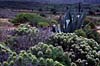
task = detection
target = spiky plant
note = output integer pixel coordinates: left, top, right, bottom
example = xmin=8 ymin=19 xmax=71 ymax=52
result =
xmin=48 ymin=33 xmax=100 ymax=66
xmin=1 ymin=50 xmax=64 ymax=66
xmin=5 ymin=24 xmax=52 ymax=53
xmin=28 ymin=42 xmax=71 ymax=66
xmin=0 ymin=43 xmax=13 ymax=63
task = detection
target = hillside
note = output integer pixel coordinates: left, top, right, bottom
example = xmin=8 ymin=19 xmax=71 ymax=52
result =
xmin=0 ymin=0 xmax=100 ymax=4
xmin=0 ymin=1 xmax=43 ymax=9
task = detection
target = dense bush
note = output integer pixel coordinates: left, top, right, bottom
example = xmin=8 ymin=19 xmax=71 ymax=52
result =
xmin=84 ymin=18 xmax=96 ymax=29
xmin=0 ymin=43 xmax=12 ymax=63
xmin=75 ymin=19 xmax=100 ymax=44
xmin=75 ymin=24 xmax=100 ymax=44
xmin=0 ymin=43 xmax=71 ymax=66
xmin=48 ymin=33 xmax=100 ymax=66
xmin=11 ymin=13 xmax=50 ymax=27
xmin=74 ymin=29 xmax=87 ymax=38
xmin=5 ymin=24 xmax=38 ymax=52
xmin=37 ymin=22 xmax=49 ymax=27
xmin=28 ymin=42 xmax=71 ymax=66
xmin=83 ymin=25 xmax=100 ymax=44
xmin=13 ymin=24 xmax=38 ymax=36
xmin=1 ymin=50 xmax=64 ymax=66
xmin=5 ymin=24 xmax=52 ymax=52
xmin=1 ymin=30 xmax=100 ymax=66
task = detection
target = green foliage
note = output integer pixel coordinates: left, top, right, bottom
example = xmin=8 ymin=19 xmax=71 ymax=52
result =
xmin=74 ymin=29 xmax=87 ymax=38
xmin=84 ymin=18 xmax=96 ymax=29
xmin=11 ymin=13 xmax=50 ymax=27
xmin=71 ymin=62 xmax=77 ymax=66
xmin=5 ymin=24 xmax=53 ymax=53
xmin=48 ymin=33 xmax=100 ymax=66
xmin=14 ymin=24 xmax=38 ymax=36
xmin=2 ymin=50 xmax=64 ymax=66
xmin=0 ymin=43 xmax=13 ymax=63
xmin=28 ymin=42 xmax=71 ymax=66
xmin=51 ymin=19 xmax=58 ymax=25
xmin=83 ymin=24 xmax=100 ymax=43
xmin=37 ymin=22 xmax=49 ymax=27
xmin=75 ymin=20 xmax=100 ymax=44
xmin=1 ymin=31 xmax=100 ymax=66
xmin=5 ymin=24 xmax=39 ymax=53
xmin=3 ymin=62 xmax=8 ymax=66
xmin=85 ymin=30 xmax=100 ymax=43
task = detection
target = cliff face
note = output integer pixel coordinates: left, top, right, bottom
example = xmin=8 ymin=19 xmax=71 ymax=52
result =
xmin=0 ymin=0 xmax=100 ymax=4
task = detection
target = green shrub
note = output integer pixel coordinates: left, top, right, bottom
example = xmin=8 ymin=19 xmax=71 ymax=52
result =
xmin=84 ymin=18 xmax=96 ymax=29
xmin=28 ymin=42 xmax=71 ymax=66
xmin=75 ymin=20 xmax=100 ymax=44
xmin=83 ymin=25 xmax=100 ymax=43
xmin=48 ymin=33 xmax=100 ymax=66
xmin=4 ymin=24 xmax=39 ymax=52
xmin=1 ymin=50 xmax=64 ymax=66
xmin=51 ymin=19 xmax=58 ymax=25
xmin=37 ymin=22 xmax=49 ymax=27
xmin=0 ymin=43 xmax=13 ymax=63
xmin=14 ymin=24 xmax=38 ymax=36
xmin=11 ymin=13 xmax=50 ymax=26
xmin=74 ymin=29 xmax=87 ymax=38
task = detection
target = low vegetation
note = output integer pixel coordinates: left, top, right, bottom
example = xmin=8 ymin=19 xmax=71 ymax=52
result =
xmin=0 ymin=13 xmax=100 ymax=66
xmin=48 ymin=33 xmax=100 ymax=66
xmin=11 ymin=13 xmax=57 ymax=27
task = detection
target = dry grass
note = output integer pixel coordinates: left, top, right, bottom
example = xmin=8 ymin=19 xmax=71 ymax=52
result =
xmin=86 ymin=16 xmax=100 ymax=21
xmin=0 ymin=18 xmax=13 ymax=27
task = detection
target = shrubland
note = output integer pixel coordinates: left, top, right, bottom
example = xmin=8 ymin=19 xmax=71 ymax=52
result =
xmin=0 ymin=43 xmax=70 ymax=66
xmin=75 ymin=19 xmax=100 ymax=44
xmin=0 ymin=32 xmax=100 ymax=66
xmin=48 ymin=33 xmax=100 ymax=66
xmin=11 ymin=13 xmax=57 ymax=27
xmin=5 ymin=24 xmax=52 ymax=53
xmin=0 ymin=13 xmax=100 ymax=66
